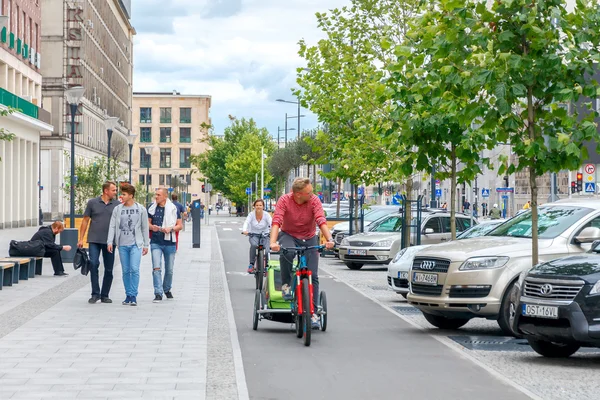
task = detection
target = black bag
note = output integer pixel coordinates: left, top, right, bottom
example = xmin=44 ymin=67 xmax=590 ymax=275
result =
xmin=9 ymin=240 xmax=45 ymax=257
xmin=73 ymin=248 xmax=90 ymax=276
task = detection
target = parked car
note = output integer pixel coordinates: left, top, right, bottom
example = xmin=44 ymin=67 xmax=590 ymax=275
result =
xmin=388 ymin=220 xmax=505 ymax=297
xmin=338 ymin=210 xmax=477 ymax=270
xmin=407 ymin=199 xmax=600 ymax=336
xmin=511 ymin=239 xmax=600 ymax=357
xmin=331 ymin=206 xmax=401 ymax=252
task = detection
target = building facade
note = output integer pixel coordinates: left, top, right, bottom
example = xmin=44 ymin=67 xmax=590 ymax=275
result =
xmin=0 ymin=0 xmax=54 ymax=229
xmin=132 ymin=91 xmax=212 ymax=203
xmin=40 ymin=0 xmax=135 ymax=219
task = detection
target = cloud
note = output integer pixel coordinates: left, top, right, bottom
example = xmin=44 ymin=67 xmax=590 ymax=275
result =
xmin=131 ymin=0 xmax=349 ymax=135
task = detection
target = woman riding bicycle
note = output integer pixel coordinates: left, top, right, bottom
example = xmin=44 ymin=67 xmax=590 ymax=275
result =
xmin=242 ymin=199 xmax=272 ymax=274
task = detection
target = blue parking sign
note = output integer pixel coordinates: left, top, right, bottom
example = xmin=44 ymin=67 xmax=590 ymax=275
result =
xmin=435 ymin=189 xmax=442 ymax=198
xmin=245 ymin=187 xmax=252 ymax=195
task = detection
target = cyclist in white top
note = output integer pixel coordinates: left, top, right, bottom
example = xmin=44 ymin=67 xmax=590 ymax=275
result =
xmin=242 ymin=199 xmax=272 ymax=273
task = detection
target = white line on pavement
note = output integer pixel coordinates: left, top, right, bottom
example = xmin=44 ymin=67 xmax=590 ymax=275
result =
xmin=320 ymin=264 xmax=543 ymax=400
xmin=223 ymin=228 xmax=233 ymax=231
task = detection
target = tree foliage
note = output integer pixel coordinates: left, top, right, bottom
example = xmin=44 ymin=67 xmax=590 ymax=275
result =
xmin=0 ymin=107 xmax=16 ymax=162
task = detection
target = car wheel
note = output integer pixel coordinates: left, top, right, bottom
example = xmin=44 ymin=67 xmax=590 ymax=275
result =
xmin=422 ymin=312 xmax=470 ymax=330
xmin=527 ymin=339 xmax=580 ymax=358
xmin=345 ymin=262 xmax=363 ymax=270
xmin=497 ymin=280 xmax=520 ymax=337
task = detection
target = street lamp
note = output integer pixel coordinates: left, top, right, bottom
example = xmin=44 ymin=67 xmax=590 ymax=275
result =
xmin=277 ymin=98 xmax=301 ymax=140
xmin=143 ymin=145 xmax=154 ymax=206
xmin=104 ymin=116 xmax=120 ymax=179
xmin=65 ymin=86 xmax=85 ymax=228
xmin=126 ymin=132 xmax=137 ymax=183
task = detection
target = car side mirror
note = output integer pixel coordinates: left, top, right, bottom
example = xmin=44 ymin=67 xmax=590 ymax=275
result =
xmin=423 ymin=228 xmax=434 ymax=235
xmin=575 ymin=227 xmax=600 ymax=244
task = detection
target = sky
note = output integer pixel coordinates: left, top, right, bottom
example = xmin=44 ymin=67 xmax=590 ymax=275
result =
xmin=130 ymin=0 xmax=350 ymax=140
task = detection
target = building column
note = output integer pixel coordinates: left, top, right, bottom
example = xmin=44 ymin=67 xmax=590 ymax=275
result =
xmin=18 ymin=138 xmax=25 ymax=226
xmin=3 ymin=139 xmax=13 ymax=227
xmin=7 ymin=67 xmax=15 ymax=93
xmin=33 ymin=141 xmax=39 ymax=226
xmin=15 ymin=72 xmax=22 ymax=96
xmin=0 ymin=62 xmax=7 ymax=89
xmin=0 ymin=141 xmax=4 ymax=229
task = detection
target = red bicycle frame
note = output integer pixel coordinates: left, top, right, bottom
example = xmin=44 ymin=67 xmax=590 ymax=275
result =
xmin=295 ymin=269 xmax=314 ymax=315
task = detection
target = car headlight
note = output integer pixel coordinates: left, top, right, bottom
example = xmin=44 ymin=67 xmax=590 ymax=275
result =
xmin=341 ymin=238 xmax=349 ymax=246
xmin=459 ymin=256 xmax=509 ymax=271
xmin=589 ymin=281 xmax=600 ymax=295
xmin=373 ymin=240 xmax=392 ymax=248
xmin=392 ymin=248 xmax=408 ymax=263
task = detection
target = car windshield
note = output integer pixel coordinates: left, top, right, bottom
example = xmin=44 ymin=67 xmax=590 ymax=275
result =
xmin=370 ymin=216 xmax=403 ymax=232
xmin=458 ymin=221 xmax=502 ymax=239
xmin=364 ymin=208 xmax=398 ymax=222
xmin=488 ymin=206 xmax=593 ymax=239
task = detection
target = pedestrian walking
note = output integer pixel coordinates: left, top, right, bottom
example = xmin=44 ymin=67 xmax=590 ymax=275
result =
xmin=482 ymin=202 xmax=487 ymax=217
xmin=78 ymin=181 xmax=119 ymax=304
xmin=30 ymin=221 xmax=71 ymax=276
xmin=107 ymin=183 xmax=149 ymax=306
xmin=148 ymin=188 xmax=182 ymax=303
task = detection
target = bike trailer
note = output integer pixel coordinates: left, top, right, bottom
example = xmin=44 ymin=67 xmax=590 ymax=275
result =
xmin=266 ymin=259 xmax=291 ymax=310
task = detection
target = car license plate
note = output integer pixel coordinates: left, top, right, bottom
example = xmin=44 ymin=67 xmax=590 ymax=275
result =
xmin=398 ymin=271 xmax=408 ymax=280
xmin=522 ymin=304 xmax=559 ymax=319
xmin=412 ymin=272 xmax=438 ymax=285
xmin=348 ymin=249 xmax=367 ymax=256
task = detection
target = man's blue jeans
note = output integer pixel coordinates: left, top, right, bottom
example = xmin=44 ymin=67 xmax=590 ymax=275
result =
xmin=151 ymin=243 xmax=176 ymax=296
xmin=89 ymin=243 xmax=115 ymax=298
xmin=118 ymin=245 xmax=141 ymax=297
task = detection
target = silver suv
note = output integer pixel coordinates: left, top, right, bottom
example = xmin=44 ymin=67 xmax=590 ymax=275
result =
xmin=407 ymin=199 xmax=600 ymax=336
xmin=338 ymin=211 xmax=477 ymax=270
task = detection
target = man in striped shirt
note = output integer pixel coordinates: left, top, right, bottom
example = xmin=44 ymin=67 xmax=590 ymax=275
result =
xmin=270 ymin=177 xmax=335 ymax=329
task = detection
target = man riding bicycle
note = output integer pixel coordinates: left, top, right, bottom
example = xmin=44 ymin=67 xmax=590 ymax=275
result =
xmin=242 ymin=198 xmax=272 ymax=273
xmin=270 ymin=177 xmax=335 ymax=329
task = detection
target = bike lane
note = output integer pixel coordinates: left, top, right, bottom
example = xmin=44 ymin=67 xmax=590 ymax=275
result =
xmin=217 ymin=224 xmax=532 ymax=400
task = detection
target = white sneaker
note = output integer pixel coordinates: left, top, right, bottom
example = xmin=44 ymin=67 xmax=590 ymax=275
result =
xmin=311 ymin=314 xmax=320 ymax=330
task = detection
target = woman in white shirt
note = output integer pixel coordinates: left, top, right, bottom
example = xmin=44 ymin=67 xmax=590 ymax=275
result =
xmin=242 ymin=199 xmax=272 ymax=274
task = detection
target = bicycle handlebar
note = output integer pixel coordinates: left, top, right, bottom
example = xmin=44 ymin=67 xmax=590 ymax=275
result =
xmin=241 ymin=232 xmax=270 ymax=237
xmin=280 ymin=245 xmax=325 ymax=253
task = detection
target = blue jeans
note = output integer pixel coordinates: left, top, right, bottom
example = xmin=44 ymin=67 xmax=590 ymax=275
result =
xmin=151 ymin=243 xmax=176 ymax=296
xmin=89 ymin=243 xmax=115 ymax=298
xmin=118 ymin=245 xmax=141 ymax=297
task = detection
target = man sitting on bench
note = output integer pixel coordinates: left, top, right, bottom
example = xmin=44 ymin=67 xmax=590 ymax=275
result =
xmin=31 ymin=221 xmax=71 ymax=276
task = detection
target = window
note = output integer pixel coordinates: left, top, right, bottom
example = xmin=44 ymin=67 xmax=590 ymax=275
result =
xmin=166 ymin=175 xmax=172 ymax=186
xmin=139 ymin=149 xmax=151 ymax=168
xmin=140 ymin=107 xmax=152 ymax=123
xmin=160 ymin=148 xmax=171 ymax=168
xmin=159 ymin=174 xmax=165 ymax=185
xmin=139 ymin=174 xmax=145 ymax=185
xmin=160 ymin=107 xmax=171 ymax=123
xmin=371 ymin=216 xmax=402 ymax=232
xmin=185 ymin=174 xmax=191 ymax=185
xmin=423 ymin=217 xmax=442 ymax=234
xmin=160 ymin=127 xmax=171 ymax=143
xmin=179 ymin=127 xmax=191 ymax=143
xmin=180 ymin=148 xmax=191 ymax=168
xmin=140 ymin=127 xmax=151 ymax=142
xmin=180 ymin=107 xmax=191 ymax=123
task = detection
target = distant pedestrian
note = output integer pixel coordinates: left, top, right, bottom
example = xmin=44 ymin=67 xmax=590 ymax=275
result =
xmin=78 ymin=181 xmax=119 ymax=304
xmin=441 ymin=202 xmax=447 ymax=210
xmin=463 ymin=200 xmax=470 ymax=213
xmin=30 ymin=221 xmax=71 ymax=276
xmin=523 ymin=201 xmax=531 ymax=210
xmin=482 ymin=202 xmax=488 ymax=217
xmin=489 ymin=203 xmax=502 ymax=220
xmin=107 ymin=184 xmax=149 ymax=306
xmin=148 ymin=188 xmax=182 ymax=303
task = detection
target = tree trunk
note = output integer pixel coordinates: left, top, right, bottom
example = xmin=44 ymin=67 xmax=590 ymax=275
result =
xmin=354 ymin=184 xmax=359 ymax=233
xmin=526 ymin=82 xmax=539 ymax=265
xmin=313 ymin=164 xmax=317 ymax=188
xmin=404 ymin=178 xmax=413 ymax=248
xmin=451 ymin=146 xmax=457 ymax=240
xmin=336 ymin=177 xmax=341 ymax=216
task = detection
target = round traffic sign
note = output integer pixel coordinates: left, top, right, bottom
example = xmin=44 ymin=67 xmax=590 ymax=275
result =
xmin=585 ymin=164 xmax=595 ymax=174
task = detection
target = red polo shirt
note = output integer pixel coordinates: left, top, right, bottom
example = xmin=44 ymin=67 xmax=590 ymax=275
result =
xmin=272 ymin=193 xmax=327 ymax=240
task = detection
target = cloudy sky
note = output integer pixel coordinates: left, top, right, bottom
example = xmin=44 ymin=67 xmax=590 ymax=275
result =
xmin=131 ymin=0 xmax=349 ymax=140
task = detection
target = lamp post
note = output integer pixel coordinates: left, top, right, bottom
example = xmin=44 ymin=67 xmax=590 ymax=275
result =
xmin=277 ymin=98 xmax=301 ymax=140
xmin=126 ymin=132 xmax=137 ymax=183
xmin=65 ymin=86 xmax=85 ymax=228
xmin=103 ymin=116 xmax=119 ymax=180
xmin=144 ymin=145 xmax=154 ymax=206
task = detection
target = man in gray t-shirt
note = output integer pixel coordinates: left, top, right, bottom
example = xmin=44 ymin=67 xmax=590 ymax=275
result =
xmin=119 ymin=205 xmax=141 ymax=247
xmin=78 ymin=181 xmax=118 ymax=304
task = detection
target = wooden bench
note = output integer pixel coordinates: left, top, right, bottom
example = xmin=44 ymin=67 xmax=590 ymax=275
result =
xmin=0 ymin=258 xmax=33 ymax=282
xmin=0 ymin=262 xmax=14 ymax=289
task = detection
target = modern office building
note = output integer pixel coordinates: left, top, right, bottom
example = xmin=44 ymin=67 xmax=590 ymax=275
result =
xmin=132 ymin=91 xmax=212 ymax=203
xmin=40 ymin=0 xmax=135 ymax=219
xmin=0 ymin=0 xmax=53 ymax=229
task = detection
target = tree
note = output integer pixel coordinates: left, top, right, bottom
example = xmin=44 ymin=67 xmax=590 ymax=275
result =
xmin=0 ymin=108 xmax=16 ymax=162
xmin=477 ymin=0 xmax=600 ymax=264
xmin=268 ymin=146 xmax=296 ymax=197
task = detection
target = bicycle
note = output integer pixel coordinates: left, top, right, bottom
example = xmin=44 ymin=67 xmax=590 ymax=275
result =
xmin=244 ymin=232 xmax=269 ymax=290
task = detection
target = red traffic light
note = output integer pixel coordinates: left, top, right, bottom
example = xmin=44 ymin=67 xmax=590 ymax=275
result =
xmin=571 ymin=181 xmax=576 ymax=187
xmin=577 ymin=173 xmax=583 ymax=181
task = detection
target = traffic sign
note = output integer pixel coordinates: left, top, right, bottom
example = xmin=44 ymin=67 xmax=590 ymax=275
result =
xmin=168 ymin=187 xmax=174 ymax=193
xmin=502 ymin=195 xmax=509 ymax=199
xmin=585 ymin=182 xmax=596 ymax=193
xmin=585 ymin=164 xmax=595 ymax=174
xmin=481 ymin=188 xmax=490 ymax=198
xmin=435 ymin=189 xmax=442 ymax=198
xmin=206 ymin=183 xmax=213 ymax=192
xmin=245 ymin=187 xmax=252 ymax=195
xmin=496 ymin=187 xmax=514 ymax=193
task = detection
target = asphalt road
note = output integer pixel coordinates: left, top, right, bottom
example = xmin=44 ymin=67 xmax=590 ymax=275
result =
xmin=216 ymin=217 xmax=531 ymax=400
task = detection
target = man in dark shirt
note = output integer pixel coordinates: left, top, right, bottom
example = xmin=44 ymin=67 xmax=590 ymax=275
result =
xmin=148 ymin=188 xmax=182 ymax=303
xmin=171 ymin=194 xmax=186 ymax=250
xmin=78 ymin=181 xmax=118 ymax=304
xmin=31 ymin=221 xmax=72 ymax=276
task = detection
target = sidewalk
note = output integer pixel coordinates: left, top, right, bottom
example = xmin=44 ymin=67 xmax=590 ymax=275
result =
xmin=0 ymin=221 xmax=247 ymax=399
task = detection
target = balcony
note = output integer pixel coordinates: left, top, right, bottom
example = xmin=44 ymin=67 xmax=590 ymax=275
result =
xmin=160 ymin=117 xmax=171 ymax=124
xmin=140 ymin=118 xmax=152 ymax=124
xmin=160 ymin=162 xmax=171 ymax=168
xmin=180 ymin=137 xmax=191 ymax=143
xmin=180 ymin=162 xmax=191 ymax=168
xmin=180 ymin=118 xmax=191 ymax=124
xmin=140 ymin=161 xmax=151 ymax=168
xmin=159 ymin=136 xmax=171 ymax=143
xmin=0 ymin=88 xmax=40 ymax=120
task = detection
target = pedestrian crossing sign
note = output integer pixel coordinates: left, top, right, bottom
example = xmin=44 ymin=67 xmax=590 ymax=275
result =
xmin=585 ymin=182 xmax=596 ymax=193
xmin=481 ymin=188 xmax=490 ymax=197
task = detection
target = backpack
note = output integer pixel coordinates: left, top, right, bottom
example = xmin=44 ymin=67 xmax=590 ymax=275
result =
xmin=73 ymin=248 xmax=90 ymax=276
xmin=9 ymin=240 xmax=45 ymax=257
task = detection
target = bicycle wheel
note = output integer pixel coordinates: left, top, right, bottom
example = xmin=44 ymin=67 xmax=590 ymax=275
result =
xmin=302 ymin=277 xmax=311 ymax=346
xmin=320 ymin=291 xmax=327 ymax=332
xmin=252 ymin=289 xmax=260 ymax=331
xmin=255 ymin=249 xmax=264 ymax=290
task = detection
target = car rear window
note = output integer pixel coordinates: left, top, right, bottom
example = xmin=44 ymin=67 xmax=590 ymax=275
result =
xmin=488 ymin=206 xmax=593 ymax=239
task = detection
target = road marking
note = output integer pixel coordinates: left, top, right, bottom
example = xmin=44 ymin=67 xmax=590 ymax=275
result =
xmin=320 ymin=264 xmax=543 ymax=400
xmin=223 ymin=228 xmax=233 ymax=231
xmin=226 ymin=271 xmax=253 ymax=277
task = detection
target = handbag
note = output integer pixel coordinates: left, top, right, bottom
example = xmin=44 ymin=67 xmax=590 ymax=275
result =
xmin=9 ymin=240 xmax=46 ymax=257
xmin=73 ymin=248 xmax=90 ymax=276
